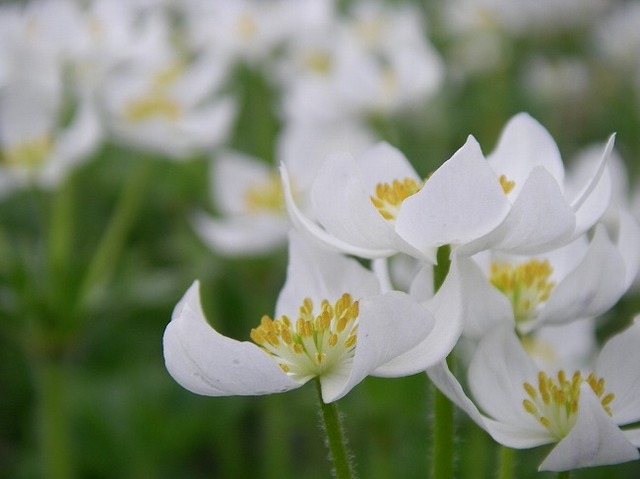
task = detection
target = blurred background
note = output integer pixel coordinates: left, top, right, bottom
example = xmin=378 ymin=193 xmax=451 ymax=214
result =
xmin=1 ymin=0 xmax=640 ymax=477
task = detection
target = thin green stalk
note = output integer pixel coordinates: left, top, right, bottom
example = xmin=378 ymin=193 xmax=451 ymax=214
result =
xmin=496 ymin=446 xmax=516 ymax=479
xmin=36 ymin=358 xmax=73 ymax=479
xmin=315 ymin=378 xmax=356 ymax=479
xmin=48 ymin=174 xmax=75 ymax=283
xmin=77 ymin=159 xmax=151 ymax=308
xmin=47 ymin=175 xmax=78 ymax=330
xmin=432 ymin=244 xmax=454 ymax=479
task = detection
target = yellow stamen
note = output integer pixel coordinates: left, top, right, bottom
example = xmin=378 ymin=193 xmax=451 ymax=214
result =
xmin=250 ymin=293 xmax=361 ymax=382
xmin=499 ymin=174 xmax=515 ymax=194
xmin=490 ymin=259 xmax=556 ymax=325
xmin=370 ymin=177 xmax=422 ymax=221
xmin=522 ymin=369 xmax=615 ymax=439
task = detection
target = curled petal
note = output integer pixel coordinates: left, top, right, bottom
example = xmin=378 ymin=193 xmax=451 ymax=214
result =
xmin=570 ymin=135 xmax=615 ymax=236
xmin=427 ymin=362 xmax=551 ymax=448
xmin=163 ymin=281 xmax=301 ymax=396
xmin=280 ymin=163 xmax=397 ymax=258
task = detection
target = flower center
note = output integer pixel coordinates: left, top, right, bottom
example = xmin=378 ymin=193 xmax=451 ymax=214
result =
xmin=243 ymin=173 xmax=285 ymax=213
xmin=124 ymin=64 xmax=184 ymax=122
xmin=235 ymin=13 xmax=258 ymax=40
xmin=1 ymin=135 xmax=53 ymax=169
xmin=522 ymin=370 xmax=615 ymax=440
xmin=250 ymin=293 xmax=359 ymax=382
xmin=489 ymin=259 xmax=555 ymax=325
xmin=124 ymin=95 xmax=182 ymax=122
xmin=370 ymin=177 xmax=422 ymax=221
xmin=499 ymin=174 xmax=515 ymax=194
xmin=303 ymin=50 xmax=333 ymax=75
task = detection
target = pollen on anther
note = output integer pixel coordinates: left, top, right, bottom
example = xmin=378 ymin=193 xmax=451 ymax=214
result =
xmin=370 ymin=177 xmax=422 ymax=221
xmin=499 ymin=174 xmax=515 ymax=194
xmin=250 ymin=292 xmax=361 ymax=381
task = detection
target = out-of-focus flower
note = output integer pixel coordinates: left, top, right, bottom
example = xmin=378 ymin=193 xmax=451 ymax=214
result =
xmin=0 ymin=50 xmax=100 ymax=194
xmin=163 ymin=233 xmax=455 ymax=403
xmin=183 ymin=0 xmax=287 ymax=67
xmin=397 ymin=113 xmax=614 ymax=257
xmin=594 ymin=2 xmax=640 ymax=82
xmin=100 ymin=48 xmax=235 ymax=158
xmin=193 ymin=121 xmax=374 ymax=256
xmin=277 ymin=0 xmax=443 ymax=125
xmin=428 ymin=320 xmax=640 ymax=471
xmin=521 ymin=56 xmax=590 ymax=105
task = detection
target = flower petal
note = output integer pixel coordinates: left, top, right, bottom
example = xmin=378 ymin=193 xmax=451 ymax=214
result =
xmin=488 ymin=113 xmax=565 ymax=194
xmin=596 ymin=316 xmax=640 ymax=425
xmin=373 ymin=255 xmax=465 ymax=377
xmin=310 ymin=149 xmax=420 ymax=256
xmin=212 ymin=151 xmax=274 ymax=215
xmin=539 ymin=385 xmax=639 ymax=471
xmin=616 ymin=208 xmax=640 ymax=289
xmin=321 ymin=291 xmax=434 ymax=402
xmin=280 ymin=162 xmax=397 ymax=258
xmin=354 ymin=142 xmax=421 ymax=192
xmin=192 ymin=212 xmax=289 ymax=256
xmin=163 ymin=281 xmax=301 ymax=396
xmin=275 ymin=231 xmax=381 ymax=317
xmin=396 ymin=136 xmax=510 ymax=252
xmin=427 ymin=362 xmax=552 ymax=448
xmin=534 ymin=225 xmax=627 ymax=328
xmin=457 ymin=167 xmax=575 ymax=256
xmin=456 ymin=256 xmax=514 ymax=338
xmin=468 ymin=325 xmax=541 ymax=428
xmin=570 ymin=135 xmax=615 ymax=237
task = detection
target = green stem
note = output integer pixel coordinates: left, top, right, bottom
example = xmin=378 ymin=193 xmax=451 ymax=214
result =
xmin=315 ymin=378 xmax=356 ymax=479
xmin=432 ymin=244 xmax=454 ymax=479
xmin=48 ymin=175 xmax=75 ymax=282
xmin=557 ymin=472 xmax=571 ymax=479
xmin=36 ymin=358 xmax=73 ymax=479
xmin=496 ymin=446 xmax=516 ymax=479
xmin=76 ymin=159 xmax=151 ymax=309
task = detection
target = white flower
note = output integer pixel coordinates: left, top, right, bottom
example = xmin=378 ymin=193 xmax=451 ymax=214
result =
xmin=281 ymin=141 xmax=435 ymax=261
xmin=164 ymin=233 xmax=456 ymax=403
xmin=428 ymin=319 xmax=640 ymax=471
xmin=397 ymin=113 xmax=614 ymax=257
xmin=276 ymin=0 xmax=443 ymax=124
xmin=453 ymin=220 xmax=639 ymax=338
xmin=101 ymin=46 xmax=235 ymax=158
xmin=193 ymin=121 xmax=374 ymax=256
xmin=0 ymin=59 xmax=101 ymax=195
